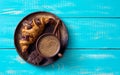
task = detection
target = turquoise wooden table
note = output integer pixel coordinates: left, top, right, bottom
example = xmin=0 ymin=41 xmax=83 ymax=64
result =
xmin=0 ymin=0 xmax=120 ymax=75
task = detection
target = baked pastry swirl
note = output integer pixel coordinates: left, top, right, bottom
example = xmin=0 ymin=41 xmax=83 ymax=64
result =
xmin=19 ymin=17 xmax=49 ymax=52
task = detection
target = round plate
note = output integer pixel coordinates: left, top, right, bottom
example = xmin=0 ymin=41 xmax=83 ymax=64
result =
xmin=14 ymin=11 xmax=68 ymax=66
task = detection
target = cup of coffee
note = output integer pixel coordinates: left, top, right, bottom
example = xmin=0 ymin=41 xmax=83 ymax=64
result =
xmin=36 ymin=33 xmax=61 ymax=58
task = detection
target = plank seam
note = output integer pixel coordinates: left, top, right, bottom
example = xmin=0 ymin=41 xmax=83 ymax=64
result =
xmin=1 ymin=48 xmax=120 ymax=50
xmin=60 ymin=17 xmax=120 ymax=19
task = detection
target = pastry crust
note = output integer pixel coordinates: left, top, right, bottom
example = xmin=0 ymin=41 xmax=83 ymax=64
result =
xmin=19 ymin=17 xmax=49 ymax=52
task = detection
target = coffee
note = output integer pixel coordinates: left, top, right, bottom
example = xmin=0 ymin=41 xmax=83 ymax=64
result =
xmin=38 ymin=35 xmax=60 ymax=57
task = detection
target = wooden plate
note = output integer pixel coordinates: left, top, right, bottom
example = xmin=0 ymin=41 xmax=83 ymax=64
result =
xmin=14 ymin=11 xmax=68 ymax=66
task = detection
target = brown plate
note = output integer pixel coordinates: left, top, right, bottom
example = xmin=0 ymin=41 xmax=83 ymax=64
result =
xmin=14 ymin=11 xmax=68 ymax=66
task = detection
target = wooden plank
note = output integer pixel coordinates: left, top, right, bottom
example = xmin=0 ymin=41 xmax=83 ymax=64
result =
xmin=0 ymin=0 xmax=120 ymax=17
xmin=1 ymin=18 xmax=120 ymax=48
xmin=0 ymin=49 xmax=120 ymax=75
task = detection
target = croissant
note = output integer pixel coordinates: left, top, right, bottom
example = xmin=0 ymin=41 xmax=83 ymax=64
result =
xmin=19 ymin=17 xmax=49 ymax=52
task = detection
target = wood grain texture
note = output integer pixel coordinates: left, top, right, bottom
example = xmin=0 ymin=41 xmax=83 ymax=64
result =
xmin=0 ymin=0 xmax=120 ymax=17
xmin=1 ymin=18 xmax=120 ymax=48
xmin=0 ymin=49 xmax=120 ymax=75
xmin=0 ymin=0 xmax=120 ymax=75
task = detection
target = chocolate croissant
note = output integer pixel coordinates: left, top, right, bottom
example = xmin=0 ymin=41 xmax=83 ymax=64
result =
xmin=19 ymin=17 xmax=49 ymax=52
